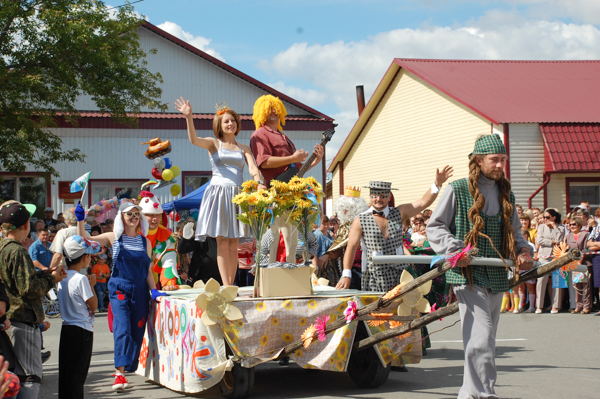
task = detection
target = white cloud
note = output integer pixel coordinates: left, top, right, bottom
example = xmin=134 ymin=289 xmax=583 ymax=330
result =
xmin=268 ymin=81 xmax=327 ymax=108
xmin=156 ymin=21 xmax=225 ymax=61
xmin=259 ymin=12 xmax=600 ymax=165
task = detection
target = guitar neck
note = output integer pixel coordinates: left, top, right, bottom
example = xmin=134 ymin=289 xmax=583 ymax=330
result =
xmin=296 ymin=153 xmax=317 ymax=178
xmin=296 ymin=128 xmax=335 ymax=178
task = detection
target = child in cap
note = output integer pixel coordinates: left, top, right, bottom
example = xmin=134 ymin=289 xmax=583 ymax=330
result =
xmin=91 ymin=253 xmax=110 ymax=312
xmin=57 ymin=235 xmax=101 ymax=399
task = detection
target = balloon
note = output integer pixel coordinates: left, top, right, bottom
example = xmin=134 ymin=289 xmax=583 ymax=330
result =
xmin=170 ymin=184 xmax=181 ymax=196
xmin=151 ymin=167 xmax=163 ymax=181
xmin=164 ymin=157 xmax=173 ymax=169
xmin=154 ymin=157 xmax=166 ymax=171
xmin=170 ymin=165 xmax=181 ymax=178
xmin=162 ymin=169 xmax=173 ymax=181
xmin=169 ymin=211 xmax=180 ymax=222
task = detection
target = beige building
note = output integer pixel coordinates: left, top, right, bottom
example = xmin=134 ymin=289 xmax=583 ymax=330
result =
xmin=329 ymin=59 xmax=600 ymax=216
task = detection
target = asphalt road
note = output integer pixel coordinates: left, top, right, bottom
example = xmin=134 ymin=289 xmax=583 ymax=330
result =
xmin=39 ymin=309 xmax=599 ymax=399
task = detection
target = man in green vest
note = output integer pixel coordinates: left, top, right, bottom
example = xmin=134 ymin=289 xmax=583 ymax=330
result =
xmin=427 ymin=134 xmax=533 ymax=399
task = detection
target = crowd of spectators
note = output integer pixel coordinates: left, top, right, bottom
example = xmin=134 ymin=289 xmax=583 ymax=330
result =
xmin=1 ymin=195 xmax=599 ymax=397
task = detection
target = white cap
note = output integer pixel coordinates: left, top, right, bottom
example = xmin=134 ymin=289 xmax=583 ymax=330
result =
xmin=63 ymin=235 xmax=101 ymax=261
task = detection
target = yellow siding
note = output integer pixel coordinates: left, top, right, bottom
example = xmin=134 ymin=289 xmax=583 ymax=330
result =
xmin=331 ymin=169 xmax=340 ymax=202
xmin=546 ymin=173 xmax=600 ymax=216
xmin=334 ymin=69 xmax=494 ymax=210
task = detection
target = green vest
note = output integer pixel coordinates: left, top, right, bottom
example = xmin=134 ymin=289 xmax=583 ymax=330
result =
xmin=446 ymin=178 xmax=515 ymax=293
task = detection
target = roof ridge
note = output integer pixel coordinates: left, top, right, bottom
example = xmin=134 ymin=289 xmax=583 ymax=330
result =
xmin=140 ymin=21 xmax=333 ymax=121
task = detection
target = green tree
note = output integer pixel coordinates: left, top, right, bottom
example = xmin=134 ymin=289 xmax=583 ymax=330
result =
xmin=0 ymin=0 xmax=167 ymax=177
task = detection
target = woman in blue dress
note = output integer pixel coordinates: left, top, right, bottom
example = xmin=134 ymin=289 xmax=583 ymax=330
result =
xmin=175 ymin=97 xmax=265 ymax=286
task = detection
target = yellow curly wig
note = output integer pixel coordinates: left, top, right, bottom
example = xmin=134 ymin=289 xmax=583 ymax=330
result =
xmin=252 ymin=95 xmax=287 ymax=131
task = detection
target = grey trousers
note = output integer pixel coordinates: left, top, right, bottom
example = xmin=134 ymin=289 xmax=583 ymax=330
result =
xmin=454 ymin=285 xmax=503 ymax=399
xmin=6 ymin=321 xmax=42 ymax=399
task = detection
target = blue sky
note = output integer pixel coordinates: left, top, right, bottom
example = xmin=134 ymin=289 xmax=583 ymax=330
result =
xmin=129 ymin=0 xmax=600 ymax=164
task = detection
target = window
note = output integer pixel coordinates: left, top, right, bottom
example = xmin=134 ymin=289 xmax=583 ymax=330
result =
xmin=567 ymin=178 xmax=600 ymax=211
xmin=90 ymin=180 xmax=145 ymax=206
xmin=183 ymin=172 xmax=212 ymax=196
xmin=0 ymin=175 xmax=48 ymax=220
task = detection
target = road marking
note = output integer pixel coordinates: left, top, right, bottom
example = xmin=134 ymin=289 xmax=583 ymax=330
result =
xmin=432 ymin=338 xmax=527 ymax=343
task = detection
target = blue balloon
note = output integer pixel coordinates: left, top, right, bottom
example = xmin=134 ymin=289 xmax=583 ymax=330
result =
xmin=164 ymin=157 xmax=173 ymax=169
xmin=190 ymin=210 xmax=199 ymax=221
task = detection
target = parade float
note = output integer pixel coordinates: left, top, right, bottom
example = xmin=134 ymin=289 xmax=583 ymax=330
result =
xmin=135 ymin=177 xmax=583 ymax=398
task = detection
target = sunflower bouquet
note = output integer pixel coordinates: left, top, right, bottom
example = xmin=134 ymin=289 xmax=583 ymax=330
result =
xmin=271 ymin=176 xmax=324 ymax=262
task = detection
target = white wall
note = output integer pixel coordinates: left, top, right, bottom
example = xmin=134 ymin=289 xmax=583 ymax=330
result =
xmin=508 ymin=123 xmax=545 ymax=209
xmin=47 ymin=127 xmax=324 ymax=213
xmin=73 ymin=27 xmax=311 ymax=116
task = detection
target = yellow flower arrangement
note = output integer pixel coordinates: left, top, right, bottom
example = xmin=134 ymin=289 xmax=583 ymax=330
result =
xmin=232 ymin=177 xmax=325 ymax=296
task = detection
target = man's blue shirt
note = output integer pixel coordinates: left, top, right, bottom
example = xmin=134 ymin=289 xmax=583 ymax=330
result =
xmin=314 ymin=229 xmax=333 ymax=258
xmin=28 ymin=239 xmax=53 ymax=270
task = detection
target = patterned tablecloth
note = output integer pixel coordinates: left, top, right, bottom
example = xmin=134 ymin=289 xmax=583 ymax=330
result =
xmin=136 ymin=287 xmax=422 ymax=393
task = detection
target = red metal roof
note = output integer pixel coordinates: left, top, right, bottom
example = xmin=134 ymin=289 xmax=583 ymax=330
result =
xmin=395 ymin=59 xmax=600 ymax=124
xmin=540 ymin=123 xmax=600 ymax=171
xmin=141 ymin=22 xmax=332 ymax=121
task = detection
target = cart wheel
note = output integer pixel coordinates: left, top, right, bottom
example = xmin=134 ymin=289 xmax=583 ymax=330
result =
xmin=219 ymin=362 xmax=255 ymax=399
xmin=347 ymin=324 xmax=391 ymax=388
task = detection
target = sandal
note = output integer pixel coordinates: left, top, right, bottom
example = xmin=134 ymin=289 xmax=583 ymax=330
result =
xmin=581 ymin=309 xmax=591 ymax=314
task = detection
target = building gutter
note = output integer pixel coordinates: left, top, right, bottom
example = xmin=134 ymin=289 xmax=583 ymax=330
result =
xmin=528 ymin=172 xmax=551 ymax=209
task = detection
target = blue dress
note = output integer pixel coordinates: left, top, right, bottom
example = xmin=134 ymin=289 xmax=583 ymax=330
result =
xmin=195 ymin=141 xmax=251 ymax=241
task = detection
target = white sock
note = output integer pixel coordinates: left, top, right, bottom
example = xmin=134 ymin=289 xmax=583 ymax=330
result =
xmin=528 ymin=294 xmax=536 ymax=310
xmin=519 ymin=293 xmax=526 ymax=309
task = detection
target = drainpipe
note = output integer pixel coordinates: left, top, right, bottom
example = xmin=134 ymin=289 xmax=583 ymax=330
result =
xmin=356 ymin=85 xmax=365 ymax=115
xmin=528 ymin=173 xmax=551 ymax=209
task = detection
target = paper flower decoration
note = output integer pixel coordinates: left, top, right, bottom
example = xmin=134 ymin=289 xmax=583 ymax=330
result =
xmin=551 ymin=242 xmax=582 ymax=275
xmin=195 ymin=278 xmax=242 ymax=326
xmin=448 ymin=243 xmax=472 ymax=268
xmin=396 ymin=270 xmax=432 ymax=316
xmin=367 ymin=313 xmax=394 ymax=327
xmin=301 ymin=324 xmax=317 ymax=348
xmin=314 ymin=315 xmax=330 ymax=341
xmin=343 ymin=300 xmax=357 ymax=324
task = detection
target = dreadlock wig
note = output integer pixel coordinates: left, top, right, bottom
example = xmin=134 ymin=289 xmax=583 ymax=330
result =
xmin=252 ymin=95 xmax=287 ymax=131
xmin=462 ymin=154 xmax=517 ymax=282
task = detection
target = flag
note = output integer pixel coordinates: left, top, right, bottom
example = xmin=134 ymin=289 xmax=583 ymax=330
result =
xmin=70 ymin=172 xmax=91 ymax=193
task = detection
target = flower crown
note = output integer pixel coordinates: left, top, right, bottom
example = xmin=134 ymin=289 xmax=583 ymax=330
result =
xmin=215 ymin=101 xmax=230 ymax=115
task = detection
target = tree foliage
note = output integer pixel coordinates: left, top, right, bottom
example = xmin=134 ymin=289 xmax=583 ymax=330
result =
xmin=0 ymin=0 xmax=167 ymax=177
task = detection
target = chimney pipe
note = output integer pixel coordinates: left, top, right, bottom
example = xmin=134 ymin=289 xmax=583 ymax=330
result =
xmin=356 ymin=85 xmax=365 ymax=116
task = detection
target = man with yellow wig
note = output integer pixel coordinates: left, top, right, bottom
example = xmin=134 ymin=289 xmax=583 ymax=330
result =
xmin=250 ymin=95 xmax=324 ymax=263
xmin=250 ymin=95 xmax=324 ymax=186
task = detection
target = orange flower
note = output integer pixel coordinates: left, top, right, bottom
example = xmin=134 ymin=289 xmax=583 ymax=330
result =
xmin=389 ymin=321 xmax=403 ymax=329
xmin=301 ymin=324 xmax=317 ymax=348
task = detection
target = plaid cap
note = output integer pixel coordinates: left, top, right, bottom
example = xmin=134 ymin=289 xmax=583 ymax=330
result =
xmin=63 ymin=235 xmax=101 ymax=260
xmin=468 ymin=134 xmax=506 ymax=158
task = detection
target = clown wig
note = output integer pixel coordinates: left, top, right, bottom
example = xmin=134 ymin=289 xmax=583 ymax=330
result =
xmin=335 ymin=195 xmax=368 ymax=225
xmin=252 ymin=95 xmax=287 ymax=131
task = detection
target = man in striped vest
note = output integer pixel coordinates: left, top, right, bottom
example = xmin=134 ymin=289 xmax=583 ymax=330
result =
xmin=427 ymin=134 xmax=533 ymax=399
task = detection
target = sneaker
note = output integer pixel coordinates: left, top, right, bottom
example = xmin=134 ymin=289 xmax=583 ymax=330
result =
xmin=112 ymin=374 xmax=130 ymax=390
xmin=41 ymin=351 xmax=51 ymax=364
xmin=535 ymin=309 xmax=542 ymax=314
xmin=525 ymin=308 xmax=535 ymax=313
